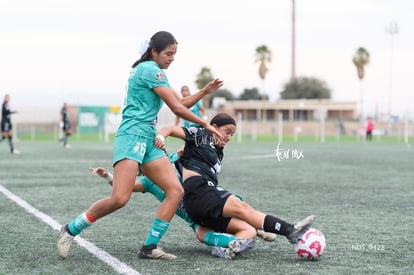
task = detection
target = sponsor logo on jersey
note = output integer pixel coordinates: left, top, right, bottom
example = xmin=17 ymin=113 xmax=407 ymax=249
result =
xmin=188 ymin=127 xmax=197 ymax=134
xmin=156 ymin=72 xmax=164 ymax=81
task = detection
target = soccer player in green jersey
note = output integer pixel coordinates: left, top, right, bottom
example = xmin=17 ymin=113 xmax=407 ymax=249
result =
xmin=57 ymin=31 xmax=224 ymax=260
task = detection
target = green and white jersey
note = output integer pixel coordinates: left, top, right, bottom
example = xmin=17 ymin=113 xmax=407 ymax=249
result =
xmin=117 ymin=61 xmax=171 ymax=138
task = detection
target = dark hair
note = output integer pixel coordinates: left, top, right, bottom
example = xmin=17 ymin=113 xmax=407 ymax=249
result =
xmin=210 ymin=113 xmax=236 ymax=127
xmin=132 ymin=31 xmax=178 ymax=68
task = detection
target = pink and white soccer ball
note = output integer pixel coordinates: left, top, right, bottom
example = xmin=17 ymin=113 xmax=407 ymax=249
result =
xmin=294 ymin=227 xmax=326 ymax=260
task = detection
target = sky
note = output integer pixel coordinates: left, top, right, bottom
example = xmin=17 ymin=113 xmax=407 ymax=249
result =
xmin=1 ymin=0 xmax=413 ymax=119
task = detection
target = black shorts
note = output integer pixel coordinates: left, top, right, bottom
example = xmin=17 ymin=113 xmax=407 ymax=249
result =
xmin=183 ymin=176 xmax=232 ymax=232
xmin=1 ymin=121 xmax=11 ymax=132
xmin=63 ymin=122 xmax=71 ymax=131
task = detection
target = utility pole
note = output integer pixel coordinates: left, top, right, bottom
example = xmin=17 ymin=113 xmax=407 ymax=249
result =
xmin=385 ymin=22 xmax=398 ymax=118
xmin=291 ymin=0 xmax=296 ymax=79
xmin=385 ymin=22 xmax=398 ymax=134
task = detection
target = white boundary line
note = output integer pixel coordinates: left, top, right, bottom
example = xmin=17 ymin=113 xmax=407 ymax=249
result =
xmin=229 ymin=154 xmax=276 ymax=160
xmin=0 ymin=184 xmax=140 ymax=275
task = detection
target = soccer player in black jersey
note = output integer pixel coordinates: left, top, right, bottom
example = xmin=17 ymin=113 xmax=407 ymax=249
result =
xmin=154 ymin=112 xmax=316 ymax=259
xmin=59 ymin=102 xmax=72 ymax=148
xmin=1 ymin=94 xmax=18 ymax=154
xmin=88 ymin=147 xmax=275 ymax=259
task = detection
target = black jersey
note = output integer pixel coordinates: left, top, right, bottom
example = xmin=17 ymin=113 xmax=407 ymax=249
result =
xmin=61 ymin=107 xmax=70 ymax=124
xmin=1 ymin=102 xmax=13 ymax=123
xmin=61 ymin=107 xmax=71 ymax=131
xmin=180 ymin=126 xmax=223 ymax=185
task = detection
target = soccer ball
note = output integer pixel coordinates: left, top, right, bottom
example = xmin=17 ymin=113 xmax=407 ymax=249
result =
xmin=294 ymin=227 xmax=326 ymax=260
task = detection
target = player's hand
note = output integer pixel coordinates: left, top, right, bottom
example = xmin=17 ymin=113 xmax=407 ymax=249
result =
xmin=90 ymin=167 xmax=109 ymax=178
xmin=202 ymin=78 xmax=224 ymax=95
xmin=204 ymin=124 xmax=224 ymax=142
xmin=154 ymin=135 xmax=166 ymax=150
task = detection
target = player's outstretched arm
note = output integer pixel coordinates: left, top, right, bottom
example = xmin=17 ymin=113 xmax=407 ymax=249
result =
xmin=89 ymin=167 xmax=144 ymax=192
xmin=90 ymin=167 xmax=111 ymax=181
xmin=180 ymin=79 xmax=223 ymax=108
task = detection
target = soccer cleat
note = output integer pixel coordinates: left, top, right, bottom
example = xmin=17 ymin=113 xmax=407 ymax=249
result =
xmin=138 ymin=244 xmax=177 ymax=259
xmin=57 ymin=225 xmax=74 ymax=258
xmin=257 ymin=230 xmax=277 ymax=242
xmin=287 ymin=214 xmax=316 ymax=244
xmin=228 ymin=240 xmax=240 ymax=253
xmin=211 ymin=246 xmax=236 ymax=260
xmin=229 ymin=239 xmax=256 ymax=254
xmin=236 ymin=239 xmax=256 ymax=253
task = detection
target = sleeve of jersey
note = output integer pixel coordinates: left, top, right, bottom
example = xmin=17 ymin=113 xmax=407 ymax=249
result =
xmin=141 ymin=65 xmax=170 ymax=89
xmin=183 ymin=126 xmax=200 ymax=142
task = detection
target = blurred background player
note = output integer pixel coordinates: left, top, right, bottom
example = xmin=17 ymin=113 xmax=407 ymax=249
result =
xmin=1 ymin=94 xmax=19 ymax=154
xmin=175 ymin=85 xmax=207 ymax=127
xmin=366 ymin=117 xmax=374 ymax=142
xmin=59 ymin=102 xmax=72 ymax=148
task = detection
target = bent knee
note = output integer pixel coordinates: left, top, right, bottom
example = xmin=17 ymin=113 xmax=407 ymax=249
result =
xmin=111 ymin=195 xmax=130 ymax=208
xmin=247 ymin=227 xmax=257 ymax=239
xmin=195 ymin=228 xmax=207 ymax=243
xmin=165 ymin=184 xmax=184 ymax=199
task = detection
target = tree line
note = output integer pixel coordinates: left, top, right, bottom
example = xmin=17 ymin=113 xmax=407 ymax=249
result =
xmin=195 ymin=45 xmax=370 ymax=108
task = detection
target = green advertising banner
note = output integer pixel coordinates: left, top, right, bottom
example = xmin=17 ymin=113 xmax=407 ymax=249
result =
xmin=78 ymin=106 xmax=108 ymax=133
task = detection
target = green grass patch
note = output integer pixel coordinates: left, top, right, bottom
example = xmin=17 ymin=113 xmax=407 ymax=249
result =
xmin=0 ymin=141 xmax=412 ymax=274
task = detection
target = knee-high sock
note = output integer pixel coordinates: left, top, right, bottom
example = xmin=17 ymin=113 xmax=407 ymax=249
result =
xmin=203 ymin=231 xmax=238 ymax=247
xmin=141 ymin=178 xmax=192 ymax=224
xmin=63 ymin=134 xmax=69 ymax=145
xmin=67 ymin=213 xmax=96 ymax=236
xmin=141 ymin=177 xmax=166 ymax=202
xmin=143 ymin=218 xmax=170 ymax=246
xmin=262 ymin=215 xmax=293 ymax=236
xmin=8 ymin=136 xmax=14 ymax=152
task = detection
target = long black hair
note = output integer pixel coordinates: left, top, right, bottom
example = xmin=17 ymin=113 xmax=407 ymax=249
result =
xmin=132 ymin=31 xmax=178 ymax=68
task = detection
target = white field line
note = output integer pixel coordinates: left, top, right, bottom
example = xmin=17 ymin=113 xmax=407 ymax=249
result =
xmin=0 ymin=184 xmax=140 ymax=275
xmin=228 ymin=153 xmax=276 ymax=160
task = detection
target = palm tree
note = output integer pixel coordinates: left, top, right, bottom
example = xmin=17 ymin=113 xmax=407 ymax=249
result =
xmin=255 ymin=45 xmax=272 ymax=99
xmin=255 ymin=45 xmax=272 ymax=80
xmin=352 ymin=47 xmax=370 ymax=120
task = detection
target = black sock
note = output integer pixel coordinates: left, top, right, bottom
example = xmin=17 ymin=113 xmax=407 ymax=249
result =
xmin=8 ymin=136 xmax=14 ymax=152
xmin=63 ymin=135 xmax=68 ymax=145
xmin=263 ymin=215 xmax=294 ymax=236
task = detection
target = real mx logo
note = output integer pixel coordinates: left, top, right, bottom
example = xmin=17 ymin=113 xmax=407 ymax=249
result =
xmin=274 ymin=143 xmax=304 ymax=161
